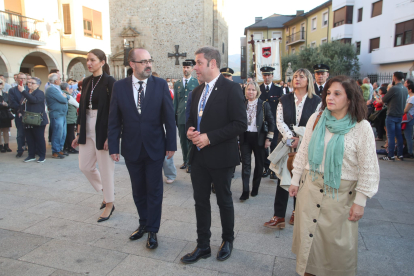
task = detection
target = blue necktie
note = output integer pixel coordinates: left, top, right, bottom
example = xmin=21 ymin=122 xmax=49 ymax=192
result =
xmin=197 ymin=84 xmax=209 ymax=150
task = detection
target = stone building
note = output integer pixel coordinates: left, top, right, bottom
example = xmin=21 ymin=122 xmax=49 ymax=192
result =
xmin=109 ymin=0 xmax=228 ymax=80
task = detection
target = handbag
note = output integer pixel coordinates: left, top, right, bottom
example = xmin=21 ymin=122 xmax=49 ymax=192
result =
xmin=261 ymin=101 xmax=269 ymax=133
xmin=22 ymin=101 xmax=42 ymax=126
xmin=287 ymin=111 xmax=323 ymax=177
xmin=7 ymin=109 xmax=14 ymax=120
xmin=369 ymin=108 xmax=385 ymax=123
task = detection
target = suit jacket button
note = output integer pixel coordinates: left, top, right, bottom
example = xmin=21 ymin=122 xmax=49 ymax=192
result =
xmin=349 ymin=191 xmax=352 ymax=194
xmin=320 ymin=189 xmax=323 ymax=193
xmin=309 ymin=234 xmax=313 ymax=237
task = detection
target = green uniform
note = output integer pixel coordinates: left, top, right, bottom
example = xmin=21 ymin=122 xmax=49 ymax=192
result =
xmin=174 ymin=77 xmax=198 ymax=163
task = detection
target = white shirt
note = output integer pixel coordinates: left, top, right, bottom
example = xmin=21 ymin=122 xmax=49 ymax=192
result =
xmin=132 ymin=75 xmax=148 ymax=105
xmin=197 ymin=74 xmax=220 ymax=113
xmin=263 ymin=82 xmax=272 ymax=91
xmin=276 ymin=93 xmax=322 ymax=140
xmin=182 ymin=77 xmax=192 ymax=87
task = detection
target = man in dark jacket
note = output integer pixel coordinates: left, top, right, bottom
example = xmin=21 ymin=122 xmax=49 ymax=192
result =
xmin=380 ymin=71 xmax=408 ymax=161
xmin=8 ymin=72 xmax=27 ymax=157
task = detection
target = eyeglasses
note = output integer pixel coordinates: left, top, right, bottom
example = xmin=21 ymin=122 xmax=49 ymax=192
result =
xmin=131 ymin=59 xmax=154 ymax=65
xmin=27 ymin=82 xmax=37 ymax=84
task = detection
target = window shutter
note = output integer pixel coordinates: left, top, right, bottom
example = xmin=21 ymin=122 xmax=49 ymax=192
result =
xmin=370 ymin=37 xmax=380 ymax=53
xmin=358 ymin=8 xmax=363 ymax=22
xmin=63 ymin=4 xmax=71 ymax=34
xmin=346 ymin=6 xmax=353 ymax=24
xmin=334 ymin=7 xmax=346 ymax=26
xmin=93 ymin=10 xmax=102 ymax=38
xmin=83 ymin=7 xmax=93 ymax=22
xmin=372 ymin=0 xmax=382 ymax=18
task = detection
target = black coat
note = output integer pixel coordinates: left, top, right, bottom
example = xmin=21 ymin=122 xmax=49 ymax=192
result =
xmin=186 ymin=74 xmax=247 ymax=169
xmin=314 ymin=83 xmax=324 ymax=96
xmin=239 ymin=98 xmax=275 ymax=147
xmin=259 ymin=83 xmax=283 ymax=123
xmin=77 ymin=72 xmax=116 ymax=150
xmin=21 ymin=89 xmax=49 ymax=126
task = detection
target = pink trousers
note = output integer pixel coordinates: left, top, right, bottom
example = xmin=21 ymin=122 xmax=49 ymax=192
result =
xmin=79 ymin=110 xmax=115 ymax=202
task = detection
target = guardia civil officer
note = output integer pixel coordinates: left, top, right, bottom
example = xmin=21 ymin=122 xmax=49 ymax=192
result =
xmin=174 ymin=59 xmax=199 ymax=170
xmin=313 ymin=63 xmax=330 ymax=96
xmin=259 ymin=66 xmax=283 ymax=179
xmin=220 ymin=67 xmax=234 ymax=81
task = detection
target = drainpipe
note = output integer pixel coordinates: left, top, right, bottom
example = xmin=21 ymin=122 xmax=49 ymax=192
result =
xmin=57 ymin=1 xmax=64 ymax=81
xmin=327 ymin=5 xmax=330 ymax=41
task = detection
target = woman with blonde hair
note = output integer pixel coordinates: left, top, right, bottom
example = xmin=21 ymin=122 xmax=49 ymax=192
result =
xmin=264 ymin=68 xmax=321 ymax=229
xmin=289 ymin=76 xmax=379 ymax=276
xmin=239 ymin=80 xmax=275 ymax=200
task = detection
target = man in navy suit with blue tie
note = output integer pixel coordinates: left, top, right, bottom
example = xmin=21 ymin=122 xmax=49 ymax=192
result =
xmin=180 ymin=46 xmax=247 ymax=264
xmin=108 ymin=48 xmax=176 ymax=249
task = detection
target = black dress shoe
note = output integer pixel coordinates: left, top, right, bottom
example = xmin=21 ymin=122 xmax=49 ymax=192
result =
xmin=251 ymin=187 xmax=259 ymax=197
xmin=97 ymin=205 xmax=115 ymax=222
xmin=181 ymin=246 xmax=211 ymax=264
xmin=211 ymin=183 xmax=216 ymax=194
xmin=186 ymin=165 xmax=191 ymax=173
xmin=130 ymin=225 xmax=147 ymax=240
xmin=68 ymin=148 xmax=79 ymax=154
xmin=16 ymin=152 xmax=23 ymax=158
xmin=146 ymin=232 xmax=158 ymax=249
xmin=270 ymin=172 xmax=277 ymax=179
xmin=262 ymin=169 xmax=269 ymax=178
xmin=100 ymin=202 xmax=106 ymax=210
xmin=180 ymin=162 xmax=187 ymax=169
xmin=239 ymin=191 xmax=249 ymax=201
xmin=217 ymin=240 xmax=233 ymax=261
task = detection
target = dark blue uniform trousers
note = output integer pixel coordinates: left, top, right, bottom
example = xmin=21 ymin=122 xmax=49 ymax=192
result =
xmin=125 ymin=145 xmax=164 ymax=233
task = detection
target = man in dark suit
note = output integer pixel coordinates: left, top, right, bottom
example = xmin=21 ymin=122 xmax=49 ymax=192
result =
xmin=313 ymin=63 xmax=330 ymax=96
xmin=180 ymin=46 xmax=247 ymax=264
xmin=108 ymin=48 xmax=176 ymax=249
xmin=259 ymin=67 xmax=283 ymax=179
xmin=8 ymin=72 xmax=28 ymax=158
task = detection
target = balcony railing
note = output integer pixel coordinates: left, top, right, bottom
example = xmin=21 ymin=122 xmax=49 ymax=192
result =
xmin=286 ymin=31 xmax=306 ymax=45
xmin=0 ymin=10 xmax=43 ymax=41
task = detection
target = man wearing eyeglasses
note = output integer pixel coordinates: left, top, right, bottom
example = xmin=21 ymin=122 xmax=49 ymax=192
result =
xmin=8 ymin=72 xmax=28 ymax=157
xmin=108 ymin=48 xmax=176 ymax=250
xmin=174 ymin=59 xmax=199 ymax=172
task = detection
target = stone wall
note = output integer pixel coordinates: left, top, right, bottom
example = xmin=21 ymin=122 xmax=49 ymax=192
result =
xmin=109 ymin=0 xmax=228 ymax=79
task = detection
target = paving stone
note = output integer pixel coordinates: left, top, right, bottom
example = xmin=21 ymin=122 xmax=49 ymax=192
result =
xmin=108 ymin=254 xmax=219 ymax=276
xmin=358 ymin=218 xmax=401 ymax=237
xmin=234 ymin=230 xmax=296 ymax=259
xmin=49 ymin=270 xmax=86 ymax=276
xmin=0 ymin=229 xmax=50 ymax=259
xmin=377 ymin=198 xmax=414 ymax=214
xmin=0 ymin=193 xmax=44 ymax=212
xmin=0 ymin=209 xmax=48 ymax=231
xmin=175 ymin=242 xmax=275 ymax=276
xmin=363 ymin=208 xmax=414 ymax=225
xmin=20 ymin=239 xmax=128 ymax=276
xmin=365 ymin=198 xmax=383 ymax=209
xmin=0 ymin=257 xmax=55 ymax=276
xmin=25 ymin=201 xmax=100 ymax=222
xmin=22 ymin=217 xmax=115 ymax=244
xmin=273 ymin=256 xmax=297 ymax=276
xmin=392 ymin=222 xmax=414 ymax=238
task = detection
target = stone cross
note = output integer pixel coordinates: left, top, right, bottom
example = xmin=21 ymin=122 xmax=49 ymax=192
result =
xmin=168 ymin=45 xmax=187 ymax=65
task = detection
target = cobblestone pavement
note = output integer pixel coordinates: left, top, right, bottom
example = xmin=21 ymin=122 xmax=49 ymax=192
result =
xmin=0 ymin=127 xmax=413 ymax=276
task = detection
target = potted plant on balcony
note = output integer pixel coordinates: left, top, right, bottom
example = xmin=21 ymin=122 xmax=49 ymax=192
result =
xmin=31 ymin=30 xmax=40 ymax=40
xmin=6 ymin=24 xmax=15 ymax=36
xmin=21 ymin=27 xmax=29 ymax=39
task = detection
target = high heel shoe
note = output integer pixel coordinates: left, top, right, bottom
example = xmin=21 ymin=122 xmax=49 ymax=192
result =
xmin=97 ymin=205 xmax=115 ymax=222
xmin=100 ymin=202 xmax=106 ymax=210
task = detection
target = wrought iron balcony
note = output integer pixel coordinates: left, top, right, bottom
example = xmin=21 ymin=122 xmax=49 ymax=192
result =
xmin=0 ymin=10 xmax=45 ymax=46
xmin=286 ymin=31 xmax=306 ymax=46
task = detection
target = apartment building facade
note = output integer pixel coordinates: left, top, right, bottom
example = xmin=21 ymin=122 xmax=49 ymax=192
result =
xmin=0 ymin=0 xmax=111 ymax=86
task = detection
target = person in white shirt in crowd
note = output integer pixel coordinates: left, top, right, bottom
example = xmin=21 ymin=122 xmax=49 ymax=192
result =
xmin=288 ymin=75 xmax=379 ymax=276
xmin=60 ymin=82 xmax=79 ymax=154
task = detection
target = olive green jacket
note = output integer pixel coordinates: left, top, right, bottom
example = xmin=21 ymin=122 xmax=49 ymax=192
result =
xmin=63 ymin=90 xmax=78 ymax=124
xmin=173 ymin=77 xmax=199 ymax=125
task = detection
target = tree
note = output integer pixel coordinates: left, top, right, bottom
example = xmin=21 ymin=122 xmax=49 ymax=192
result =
xmin=281 ymin=41 xmax=360 ymax=79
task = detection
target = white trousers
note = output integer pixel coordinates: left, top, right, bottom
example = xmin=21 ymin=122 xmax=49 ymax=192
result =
xmin=79 ymin=110 xmax=115 ymax=202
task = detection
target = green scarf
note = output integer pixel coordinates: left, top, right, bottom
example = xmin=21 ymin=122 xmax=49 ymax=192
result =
xmin=308 ymin=109 xmax=356 ymax=198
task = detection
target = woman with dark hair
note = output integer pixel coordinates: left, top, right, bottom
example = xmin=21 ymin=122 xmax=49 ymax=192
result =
xmin=72 ymin=49 xmax=116 ymax=222
xmin=372 ymin=86 xmax=387 ymax=141
xmin=239 ymin=80 xmax=274 ymax=200
xmin=288 ymin=76 xmax=379 ymax=276
xmin=21 ymin=77 xmax=49 ymax=162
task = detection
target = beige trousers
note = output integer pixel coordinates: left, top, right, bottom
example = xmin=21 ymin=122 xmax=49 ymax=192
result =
xmin=79 ymin=110 xmax=115 ymax=203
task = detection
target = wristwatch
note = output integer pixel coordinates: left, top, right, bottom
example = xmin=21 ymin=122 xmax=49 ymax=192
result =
xmin=268 ymin=138 xmax=273 ymax=142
